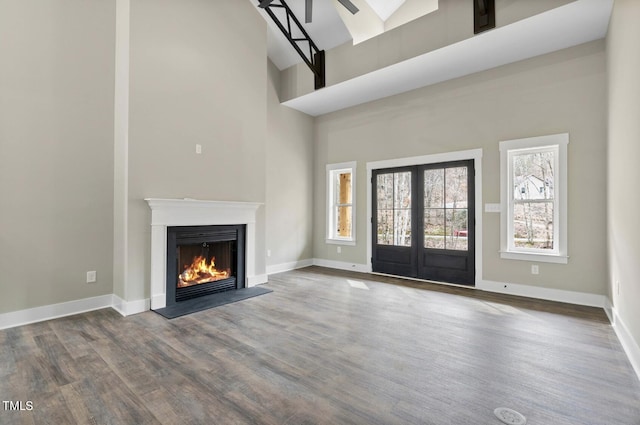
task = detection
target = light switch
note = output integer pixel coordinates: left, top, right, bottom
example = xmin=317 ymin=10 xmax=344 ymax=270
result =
xmin=195 ymin=144 xmax=202 ymax=154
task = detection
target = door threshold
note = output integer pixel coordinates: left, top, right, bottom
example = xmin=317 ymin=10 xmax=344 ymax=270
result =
xmin=370 ymin=272 xmax=476 ymax=289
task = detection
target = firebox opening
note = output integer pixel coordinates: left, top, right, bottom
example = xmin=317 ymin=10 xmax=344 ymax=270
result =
xmin=177 ymin=241 xmax=234 ymax=288
xmin=166 ymin=225 xmax=246 ymax=306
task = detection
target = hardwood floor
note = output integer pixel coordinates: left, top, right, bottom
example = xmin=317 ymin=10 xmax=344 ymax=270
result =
xmin=1 ymin=266 xmax=639 ymax=424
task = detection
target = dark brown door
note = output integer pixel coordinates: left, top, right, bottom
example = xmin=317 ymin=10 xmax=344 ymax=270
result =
xmin=372 ymin=160 xmax=475 ymax=286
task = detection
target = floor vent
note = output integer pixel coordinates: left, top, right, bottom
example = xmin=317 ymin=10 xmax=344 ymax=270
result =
xmin=494 ymin=407 xmax=526 ymax=425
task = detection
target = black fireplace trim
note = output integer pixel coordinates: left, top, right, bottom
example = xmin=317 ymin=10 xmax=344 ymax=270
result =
xmin=166 ymin=224 xmax=246 ymax=307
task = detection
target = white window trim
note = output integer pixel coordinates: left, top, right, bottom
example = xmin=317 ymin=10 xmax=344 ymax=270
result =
xmin=326 ymin=161 xmax=357 ymax=246
xmin=499 ymin=133 xmax=568 ymax=264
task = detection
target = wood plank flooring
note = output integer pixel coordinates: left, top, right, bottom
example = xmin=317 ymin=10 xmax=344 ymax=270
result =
xmin=1 ymin=266 xmax=639 ymax=424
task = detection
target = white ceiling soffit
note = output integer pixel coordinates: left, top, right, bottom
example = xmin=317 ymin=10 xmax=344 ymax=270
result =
xmin=283 ymin=0 xmax=613 ymax=117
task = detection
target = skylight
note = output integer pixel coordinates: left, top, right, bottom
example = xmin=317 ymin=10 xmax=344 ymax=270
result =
xmin=363 ymin=0 xmax=406 ymax=22
xmin=335 ymin=0 xmax=439 ymax=45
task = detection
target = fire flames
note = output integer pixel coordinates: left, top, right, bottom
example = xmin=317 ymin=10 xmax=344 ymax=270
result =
xmin=178 ymin=256 xmax=229 ymax=288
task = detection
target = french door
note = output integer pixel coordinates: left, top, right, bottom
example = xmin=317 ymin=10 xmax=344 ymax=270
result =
xmin=372 ymin=160 xmax=475 ymax=286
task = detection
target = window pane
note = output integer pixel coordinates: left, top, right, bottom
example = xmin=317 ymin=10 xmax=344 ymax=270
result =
xmin=377 ymin=209 xmax=393 ymax=245
xmin=424 ymin=169 xmax=444 ymax=208
xmin=445 ymin=167 xmax=468 ymax=208
xmin=513 ymin=151 xmax=554 ymax=200
xmin=337 ymin=172 xmax=352 ymax=204
xmin=445 ymin=209 xmax=468 ymax=251
xmin=394 ymin=208 xmax=411 ymax=246
xmin=424 ymin=209 xmax=445 ymax=249
xmin=513 ymin=202 xmax=554 ymax=249
xmin=394 ymin=172 xmax=412 ymax=210
xmin=336 ymin=206 xmax=352 ymax=238
xmin=376 ymin=174 xmax=394 ymax=210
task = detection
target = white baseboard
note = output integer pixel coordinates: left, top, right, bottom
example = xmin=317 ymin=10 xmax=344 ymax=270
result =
xmin=0 ymin=294 xmax=114 ymax=330
xmin=477 ymin=279 xmax=606 ymax=308
xmin=247 ymin=274 xmax=269 ymax=287
xmin=310 ymin=259 xmax=606 ymax=308
xmin=111 ymin=295 xmax=150 ymax=317
xmin=612 ymin=307 xmax=640 ymax=382
xmin=312 ymin=258 xmax=370 ymax=273
xmin=266 ymin=259 xmax=313 ymax=275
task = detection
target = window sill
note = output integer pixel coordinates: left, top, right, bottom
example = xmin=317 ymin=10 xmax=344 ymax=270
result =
xmin=500 ymin=251 xmax=568 ymax=264
xmin=326 ymin=238 xmax=356 ymax=246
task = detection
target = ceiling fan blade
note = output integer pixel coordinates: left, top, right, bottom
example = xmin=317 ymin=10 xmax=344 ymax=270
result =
xmin=305 ymin=0 xmax=313 ymax=23
xmin=336 ymin=0 xmax=359 ymax=15
xmin=258 ymin=0 xmax=275 ymax=8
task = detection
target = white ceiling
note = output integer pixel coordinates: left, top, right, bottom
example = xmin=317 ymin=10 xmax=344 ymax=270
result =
xmin=282 ymin=0 xmax=614 ymax=116
xmin=255 ymin=0 xmax=353 ymax=71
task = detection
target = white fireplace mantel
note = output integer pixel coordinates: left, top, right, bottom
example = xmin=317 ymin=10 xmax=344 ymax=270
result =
xmin=145 ymin=198 xmax=262 ymax=310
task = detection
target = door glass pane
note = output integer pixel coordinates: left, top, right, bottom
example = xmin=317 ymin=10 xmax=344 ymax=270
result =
xmin=424 ymin=209 xmax=445 ymax=249
xmin=377 ymin=209 xmax=393 ymax=245
xmin=445 ymin=167 xmax=468 ymax=208
xmin=393 ymin=172 xmax=412 ymax=246
xmin=424 ymin=169 xmax=444 ymax=208
xmin=445 ymin=209 xmax=468 ymax=251
xmin=513 ymin=202 xmax=554 ymax=249
xmin=394 ymin=172 xmax=412 ymax=209
xmin=394 ymin=209 xmax=412 ymax=246
xmin=376 ymin=174 xmax=394 ymax=210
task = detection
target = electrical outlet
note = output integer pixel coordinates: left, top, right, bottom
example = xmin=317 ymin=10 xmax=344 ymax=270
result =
xmin=531 ymin=265 xmax=539 ymax=275
xmin=337 ymin=246 xmax=341 ymax=254
xmin=86 ymin=271 xmax=97 ymax=283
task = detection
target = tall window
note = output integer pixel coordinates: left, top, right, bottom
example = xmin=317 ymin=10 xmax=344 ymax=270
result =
xmin=327 ymin=162 xmax=356 ymax=245
xmin=500 ymin=134 xmax=568 ymax=263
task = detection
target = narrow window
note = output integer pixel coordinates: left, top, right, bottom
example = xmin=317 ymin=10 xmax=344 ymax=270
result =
xmin=327 ymin=162 xmax=356 ymax=245
xmin=500 ymin=134 xmax=568 ymax=263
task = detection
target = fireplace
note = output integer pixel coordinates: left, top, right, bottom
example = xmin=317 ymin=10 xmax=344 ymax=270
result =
xmin=166 ymin=225 xmax=245 ymax=306
xmin=145 ymin=198 xmax=264 ymax=311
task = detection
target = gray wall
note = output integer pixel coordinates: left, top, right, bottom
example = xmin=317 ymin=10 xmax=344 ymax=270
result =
xmin=280 ymin=0 xmax=574 ymax=101
xmin=607 ymin=0 xmax=640 ymax=351
xmin=314 ymin=40 xmax=607 ymax=296
xmin=266 ymin=61 xmax=314 ymax=269
xmin=126 ymin=0 xmax=268 ymax=301
xmin=0 ymin=1 xmax=116 ymax=313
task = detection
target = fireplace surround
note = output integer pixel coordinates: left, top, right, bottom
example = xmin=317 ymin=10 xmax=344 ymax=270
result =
xmin=145 ymin=198 xmax=262 ymax=310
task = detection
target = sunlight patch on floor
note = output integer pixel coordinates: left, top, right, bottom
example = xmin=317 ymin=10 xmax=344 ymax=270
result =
xmin=347 ymin=280 xmax=370 ymax=290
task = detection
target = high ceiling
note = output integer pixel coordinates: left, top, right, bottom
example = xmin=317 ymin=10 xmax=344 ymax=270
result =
xmin=251 ymin=0 xmax=614 ymax=116
xmin=252 ymin=0 xmax=439 ymax=70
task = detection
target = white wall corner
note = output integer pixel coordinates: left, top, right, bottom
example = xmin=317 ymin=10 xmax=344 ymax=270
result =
xmin=604 ymin=296 xmax=613 ymax=324
xmin=313 ymin=258 xmax=370 ymax=273
xmin=247 ymin=274 xmax=269 ymax=287
xmin=612 ymin=307 xmax=640 ymax=382
xmin=477 ymin=279 xmax=606 ymax=308
xmin=112 ymin=295 xmax=150 ymax=317
xmin=266 ymin=259 xmax=314 ymax=275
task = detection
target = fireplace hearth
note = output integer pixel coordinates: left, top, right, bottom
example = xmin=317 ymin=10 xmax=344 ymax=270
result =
xmin=166 ymin=225 xmax=245 ymax=307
